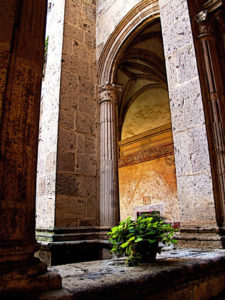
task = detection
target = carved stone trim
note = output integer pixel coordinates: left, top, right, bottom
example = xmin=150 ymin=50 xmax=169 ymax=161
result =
xmin=118 ymin=142 xmax=174 ymax=168
xmin=195 ymin=10 xmax=216 ymax=38
xmin=119 ymin=124 xmax=171 ymax=147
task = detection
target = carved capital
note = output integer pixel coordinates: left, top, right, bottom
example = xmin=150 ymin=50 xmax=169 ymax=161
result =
xmin=195 ymin=10 xmax=214 ymax=37
xmin=99 ymin=83 xmax=122 ymax=104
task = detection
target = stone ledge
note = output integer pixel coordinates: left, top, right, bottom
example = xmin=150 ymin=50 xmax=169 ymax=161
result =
xmin=39 ymin=249 xmax=225 ymax=300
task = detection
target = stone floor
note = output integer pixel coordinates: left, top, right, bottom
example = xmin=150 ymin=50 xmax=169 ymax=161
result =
xmin=39 ymin=249 xmax=225 ymax=299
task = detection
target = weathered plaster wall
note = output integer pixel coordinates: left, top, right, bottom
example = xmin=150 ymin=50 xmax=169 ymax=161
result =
xmin=121 ymin=88 xmax=171 ymax=140
xmin=159 ymin=0 xmax=216 ymax=226
xmin=119 ymin=155 xmax=179 ymax=222
xmin=36 ymin=0 xmax=65 ymax=229
xmin=96 ymin=0 xmax=142 ymax=59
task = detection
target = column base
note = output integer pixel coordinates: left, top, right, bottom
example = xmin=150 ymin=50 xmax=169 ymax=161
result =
xmin=0 ymin=257 xmax=62 ymax=297
xmin=177 ymin=225 xmax=225 ymax=249
xmin=35 ymin=227 xmax=112 ymax=266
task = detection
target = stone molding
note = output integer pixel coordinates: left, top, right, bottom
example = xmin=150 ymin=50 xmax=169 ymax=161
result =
xmin=118 ymin=142 xmax=174 ymax=168
xmin=119 ymin=124 xmax=171 ymax=146
xmin=118 ymin=124 xmax=173 ymax=167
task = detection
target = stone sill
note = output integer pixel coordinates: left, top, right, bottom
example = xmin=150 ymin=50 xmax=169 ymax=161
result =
xmin=39 ymin=249 xmax=225 ymax=299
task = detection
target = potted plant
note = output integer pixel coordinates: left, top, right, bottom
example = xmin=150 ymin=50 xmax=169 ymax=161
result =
xmin=108 ymin=211 xmax=177 ymax=266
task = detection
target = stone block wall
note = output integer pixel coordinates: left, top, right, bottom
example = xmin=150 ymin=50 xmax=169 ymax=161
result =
xmin=36 ymin=0 xmax=99 ymax=231
xmin=36 ymin=0 xmax=220 ymax=253
xmin=36 ymin=0 xmax=65 ymax=230
xmin=97 ymin=0 xmax=218 ymax=230
xmin=56 ymin=0 xmax=99 ymax=228
xmin=159 ymin=0 xmax=217 ymax=226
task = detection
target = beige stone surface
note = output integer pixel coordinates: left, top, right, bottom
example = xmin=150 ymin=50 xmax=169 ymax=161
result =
xmin=47 ymin=249 xmax=225 ymax=300
xmin=159 ymin=0 xmax=217 ymax=226
xmin=36 ymin=0 xmax=66 ymax=230
xmin=96 ymin=0 xmax=142 ymax=59
xmin=37 ymin=0 xmax=100 ymax=230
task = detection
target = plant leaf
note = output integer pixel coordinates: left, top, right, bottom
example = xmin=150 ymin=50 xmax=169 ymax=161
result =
xmin=135 ymin=237 xmax=143 ymax=243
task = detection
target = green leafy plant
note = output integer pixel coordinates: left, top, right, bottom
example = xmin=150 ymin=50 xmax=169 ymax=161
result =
xmin=43 ymin=36 xmax=49 ymax=77
xmin=108 ymin=211 xmax=177 ymax=266
xmin=44 ymin=36 xmax=49 ymax=62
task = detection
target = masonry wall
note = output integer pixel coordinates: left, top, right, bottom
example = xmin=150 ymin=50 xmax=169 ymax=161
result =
xmin=97 ymin=0 xmax=217 ymax=228
xmin=159 ymin=0 xmax=216 ymax=226
xmin=36 ymin=0 xmax=65 ymax=230
xmin=36 ymin=0 xmax=99 ymax=231
xmin=56 ymin=0 xmax=99 ymax=227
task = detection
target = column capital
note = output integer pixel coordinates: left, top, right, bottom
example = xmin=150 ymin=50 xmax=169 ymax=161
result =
xmin=194 ymin=10 xmax=214 ymax=37
xmin=99 ymin=83 xmax=122 ymax=104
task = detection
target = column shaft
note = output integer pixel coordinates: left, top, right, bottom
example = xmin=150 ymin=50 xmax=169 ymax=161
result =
xmin=195 ymin=10 xmax=225 ymax=227
xmin=0 ymin=0 xmax=46 ymax=265
xmin=99 ymin=84 xmax=121 ymax=226
xmin=0 ymin=0 xmax=61 ymax=294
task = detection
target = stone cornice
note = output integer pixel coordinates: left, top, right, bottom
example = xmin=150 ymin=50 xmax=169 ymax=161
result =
xmin=118 ymin=124 xmax=171 ymax=147
xmin=118 ymin=142 xmax=174 ymax=168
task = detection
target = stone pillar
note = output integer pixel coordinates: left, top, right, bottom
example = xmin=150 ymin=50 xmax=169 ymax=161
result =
xmin=99 ymin=83 xmax=122 ymax=226
xmin=0 ymin=0 xmax=61 ymax=295
xmin=35 ymin=0 xmax=102 ymax=266
xmin=159 ymin=0 xmax=224 ymax=247
xmin=194 ymin=9 xmax=225 ymax=228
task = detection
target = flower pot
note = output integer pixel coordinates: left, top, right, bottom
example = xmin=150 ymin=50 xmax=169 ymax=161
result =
xmin=140 ymin=243 xmax=159 ymax=263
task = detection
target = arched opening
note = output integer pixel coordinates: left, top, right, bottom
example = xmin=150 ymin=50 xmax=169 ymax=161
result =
xmin=98 ymin=0 xmax=220 ymax=248
xmin=98 ymin=2 xmax=163 ymax=227
xmin=116 ymin=19 xmax=179 ymax=223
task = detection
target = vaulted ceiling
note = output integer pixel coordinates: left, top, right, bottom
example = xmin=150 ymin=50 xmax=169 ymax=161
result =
xmin=116 ymin=20 xmax=171 ymax=140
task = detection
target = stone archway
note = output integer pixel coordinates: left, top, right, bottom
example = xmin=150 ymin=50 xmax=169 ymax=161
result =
xmin=116 ymin=19 xmax=179 ymax=223
xmin=98 ymin=0 xmax=160 ymax=226
xmin=98 ymin=0 xmax=223 ymax=247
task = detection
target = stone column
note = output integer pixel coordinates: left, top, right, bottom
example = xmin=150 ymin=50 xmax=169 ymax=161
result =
xmin=0 ymin=0 xmax=61 ymax=295
xmin=36 ymin=0 xmax=101 ymax=266
xmin=195 ymin=9 xmax=225 ymax=228
xmin=159 ymin=0 xmax=224 ymax=247
xmin=99 ymin=83 xmax=122 ymax=226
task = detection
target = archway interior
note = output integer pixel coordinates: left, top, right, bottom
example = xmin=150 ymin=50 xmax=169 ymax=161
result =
xmin=116 ymin=20 xmax=180 ymax=223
